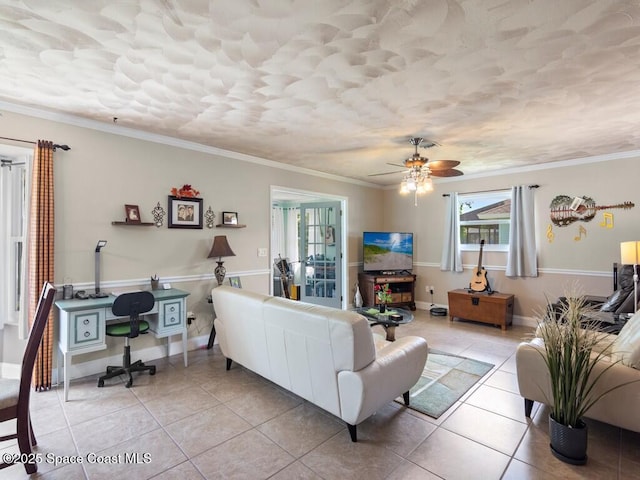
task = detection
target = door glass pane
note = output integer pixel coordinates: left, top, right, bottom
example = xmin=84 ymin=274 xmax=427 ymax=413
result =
xmin=300 ymin=202 xmax=341 ymax=308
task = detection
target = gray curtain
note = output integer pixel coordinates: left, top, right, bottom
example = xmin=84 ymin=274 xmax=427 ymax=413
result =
xmin=506 ymin=185 xmax=538 ymax=277
xmin=440 ymin=192 xmax=463 ymax=272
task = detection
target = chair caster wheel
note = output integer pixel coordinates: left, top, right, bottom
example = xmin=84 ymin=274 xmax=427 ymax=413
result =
xmin=125 ymin=380 xmax=132 ymax=388
xmin=98 ymin=379 xmax=104 ymax=387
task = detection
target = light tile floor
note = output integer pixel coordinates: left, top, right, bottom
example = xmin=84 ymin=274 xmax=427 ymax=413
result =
xmin=2 ymin=310 xmax=640 ymax=479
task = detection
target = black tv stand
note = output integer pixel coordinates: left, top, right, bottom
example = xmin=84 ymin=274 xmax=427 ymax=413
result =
xmin=358 ymin=272 xmax=416 ymax=310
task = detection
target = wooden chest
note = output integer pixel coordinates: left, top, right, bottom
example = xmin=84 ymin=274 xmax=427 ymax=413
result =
xmin=447 ymin=289 xmax=514 ymax=331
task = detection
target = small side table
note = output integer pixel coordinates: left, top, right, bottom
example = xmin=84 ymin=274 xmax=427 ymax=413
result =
xmin=355 ymin=307 xmax=414 ymax=341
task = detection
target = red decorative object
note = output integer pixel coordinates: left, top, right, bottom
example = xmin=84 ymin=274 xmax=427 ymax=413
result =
xmin=374 ymin=283 xmax=393 ymax=304
xmin=170 ymin=184 xmax=200 ymax=198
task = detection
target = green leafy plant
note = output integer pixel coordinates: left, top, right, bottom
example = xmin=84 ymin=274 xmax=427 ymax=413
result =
xmin=374 ymin=283 xmax=393 ymax=304
xmin=535 ymin=287 xmax=635 ymax=427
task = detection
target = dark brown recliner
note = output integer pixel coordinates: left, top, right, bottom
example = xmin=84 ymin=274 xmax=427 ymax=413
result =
xmin=555 ymin=264 xmax=637 ymax=333
xmin=588 ymin=263 xmax=637 ymax=316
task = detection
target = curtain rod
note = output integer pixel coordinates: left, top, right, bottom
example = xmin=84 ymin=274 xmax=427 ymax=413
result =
xmin=442 ymin=185 xmax=539 ymax=197
xmin=0 ymin=136 xmax=71 ymax=151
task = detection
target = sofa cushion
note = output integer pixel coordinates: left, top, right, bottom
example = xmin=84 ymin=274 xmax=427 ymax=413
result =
xmin=611 ymin=312 xmax=640 ymax=368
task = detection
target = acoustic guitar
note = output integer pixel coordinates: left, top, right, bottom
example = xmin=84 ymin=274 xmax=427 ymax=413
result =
xmin=470 ymin=240 xmax=488 ymax=292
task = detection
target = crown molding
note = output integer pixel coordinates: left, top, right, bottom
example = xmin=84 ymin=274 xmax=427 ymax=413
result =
xmin=0 ymin=101 xmax=380 ymax=189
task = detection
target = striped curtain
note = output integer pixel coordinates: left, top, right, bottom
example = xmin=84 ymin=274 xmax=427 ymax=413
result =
xmin=27 ymin=140 xmax=55 ymax=391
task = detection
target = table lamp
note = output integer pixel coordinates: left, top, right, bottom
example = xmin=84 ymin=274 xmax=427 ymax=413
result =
xmin=92 ymin=240 xmax=108 ymax=298
xmin=208 ymin=235 xmax=236 ymax=285
xmin=621 ymin=241 xmax=640 ymax=313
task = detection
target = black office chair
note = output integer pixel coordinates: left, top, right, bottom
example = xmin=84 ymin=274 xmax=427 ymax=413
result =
xmin=98 ymin=291 xmax=156 ymax=388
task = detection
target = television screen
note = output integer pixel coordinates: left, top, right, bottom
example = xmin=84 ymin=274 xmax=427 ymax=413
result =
xmin=363 ymin=232 xmax=413 ymax=272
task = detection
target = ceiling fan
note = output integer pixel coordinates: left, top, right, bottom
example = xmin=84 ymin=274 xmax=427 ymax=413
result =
xmin=370 ymin=137 xmax=464 ymax=178
xmin=370 ymin=137 xmax=464 ymax=205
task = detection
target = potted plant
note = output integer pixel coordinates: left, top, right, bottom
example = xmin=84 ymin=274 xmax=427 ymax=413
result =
xmin=374 ymin=283 xmax=393 ymax=312
xmin=534 ymin=289 xmax=634 ymax=464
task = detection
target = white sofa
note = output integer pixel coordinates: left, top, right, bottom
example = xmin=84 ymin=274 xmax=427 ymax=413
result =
xmin=211 ymin=285 xmax=428 ymax=441
xmin=516 ymin=312 xmax=640 ymax=432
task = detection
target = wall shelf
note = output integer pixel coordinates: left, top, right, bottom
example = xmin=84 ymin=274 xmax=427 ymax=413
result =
xmin=215 ymin=224 xmax=246 ymax=228
xmin=111 ymin=221 xmax=155 ymax=226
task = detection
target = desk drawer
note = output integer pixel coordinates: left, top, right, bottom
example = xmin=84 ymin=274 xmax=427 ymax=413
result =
xmin=148 ymin=298 xmax=185 ymax=336
xmin=69 ymin=310 xmax=105 ymax=350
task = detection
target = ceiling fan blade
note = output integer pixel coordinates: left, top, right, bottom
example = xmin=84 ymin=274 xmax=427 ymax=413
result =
xmin=386 ymin=162 xmax=407 ymax=168
xmin=428 ymin=160 xmax=460 ymax=170
xmin=368 ymin=170 xmax=405 ymax=177
xmin=430 ymin=169 xmax=464 ymax=177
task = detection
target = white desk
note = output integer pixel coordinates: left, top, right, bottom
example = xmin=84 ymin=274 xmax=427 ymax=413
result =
xmin=55 ymin=288 xmax=189 ymax=401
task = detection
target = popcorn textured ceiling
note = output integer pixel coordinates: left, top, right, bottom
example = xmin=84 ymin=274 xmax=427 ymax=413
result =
xmin=1 ymin=0 xmax=639 ymax=184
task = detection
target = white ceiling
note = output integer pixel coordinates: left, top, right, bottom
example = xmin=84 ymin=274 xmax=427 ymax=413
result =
xmin=1 ymin=0 xmax=639 ymax=185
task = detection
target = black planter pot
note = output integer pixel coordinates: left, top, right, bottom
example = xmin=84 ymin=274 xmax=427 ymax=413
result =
xmin=379 ymin=303 xmax=386 ymax=313
xmin=549 ymin=414 xmax=588 ymax=465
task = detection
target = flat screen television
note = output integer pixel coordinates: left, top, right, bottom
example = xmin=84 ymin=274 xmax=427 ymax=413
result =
xmin=363 ymin=232 xmax=413 ymax=273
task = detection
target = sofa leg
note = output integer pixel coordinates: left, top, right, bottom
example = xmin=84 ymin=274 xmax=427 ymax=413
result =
xmin=524 ymin=398 xmax=533 ymax=417
xmin=403 ymin=391 xmax=410 ymax=406
xmin=226 ymin=358 xmax=232 ymax=371
xmin=347 ymin=423 xmax=357 ymax=442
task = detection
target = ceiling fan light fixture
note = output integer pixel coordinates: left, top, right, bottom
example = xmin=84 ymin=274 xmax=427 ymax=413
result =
xmin=400 ymin=179 xmax=410 ymax=194
xmin=418 ymin=176 xmax=433 ymax=193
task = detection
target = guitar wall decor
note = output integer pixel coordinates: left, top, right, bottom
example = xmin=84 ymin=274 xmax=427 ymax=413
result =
xmin=469 ymin=239 xmax=491 ymax=293
xmin=549 ymin=195 xmax=634 ymax=227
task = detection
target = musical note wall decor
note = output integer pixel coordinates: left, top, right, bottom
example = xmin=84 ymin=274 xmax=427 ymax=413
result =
xmin=574 ymin=225 xmax=587 ymax=241
xmin=549 ymin=195 xmax=634 ymax=227
xmin=546 ymin=224 xmax=554 ymax=243
xmin=599 ymin=212 xmax=614 ymax=229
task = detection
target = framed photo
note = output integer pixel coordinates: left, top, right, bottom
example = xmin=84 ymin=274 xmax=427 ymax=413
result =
xmin=125 ymin=204 xmax=141 ymax=223
xmin=168 ymin=196 xmax=203 ymax=229
xmin=222 ymin=211 xmax=238 ymax=225
xmin=228 ymin=276 xmax=242 ymax=288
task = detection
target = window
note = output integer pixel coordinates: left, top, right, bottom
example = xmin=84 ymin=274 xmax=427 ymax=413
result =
xmin=458 ymin=190 xmax=511 ymax=251
xmin=0 ymin=151 xmax=31 ymax=332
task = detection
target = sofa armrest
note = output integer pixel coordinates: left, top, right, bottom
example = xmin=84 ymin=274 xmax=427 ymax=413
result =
xmin=337 ymin=336 xmax=428 ymax=425
xmin=516 ymin=339 xmax=640 ymax=431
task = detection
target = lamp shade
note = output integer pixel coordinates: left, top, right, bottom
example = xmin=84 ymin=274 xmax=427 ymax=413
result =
xmin=208 ymin=235 xmax=236 ymax=260
xmin=621 ymin=241 xmax=640 ymax=265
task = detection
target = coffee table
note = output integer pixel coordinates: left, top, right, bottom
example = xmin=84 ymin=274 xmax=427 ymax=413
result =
xmin=355 ymin=307 xmax=414 ymax=341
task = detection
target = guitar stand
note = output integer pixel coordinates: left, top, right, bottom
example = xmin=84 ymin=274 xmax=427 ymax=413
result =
xmin=467 ymin=281 xmax=494 ymax=295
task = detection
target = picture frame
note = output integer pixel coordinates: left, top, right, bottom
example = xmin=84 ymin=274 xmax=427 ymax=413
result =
xmin=222 ymin=211 xmax=238 ymax=225
xmin=228 ymin=276 xmax=242 ymax=288
xmin=125 ymin=204 xmax=141 ymax=223
xmin=168 ymin=196 xmax=203 ymax=229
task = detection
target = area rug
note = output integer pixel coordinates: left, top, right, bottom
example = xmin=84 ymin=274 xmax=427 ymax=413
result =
xmin=396 ymin=350 xmax=494 ymax=419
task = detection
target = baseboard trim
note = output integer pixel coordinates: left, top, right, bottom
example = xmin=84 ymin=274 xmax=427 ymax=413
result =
xmin=0 ymin=362 xmax=21 ymax=379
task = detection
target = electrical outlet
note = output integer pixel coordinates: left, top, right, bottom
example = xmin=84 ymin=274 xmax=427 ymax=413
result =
xmin=257 ymin=248 xmax=267 ymax=257
xmin=430 ymin=286 xmax=435 ymax=295
xmin=425 ymin=285 xmax=430 ymax=293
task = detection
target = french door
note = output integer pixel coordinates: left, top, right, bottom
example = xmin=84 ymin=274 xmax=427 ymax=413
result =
xmin=299 ymin=202 xmax=341 ymax=308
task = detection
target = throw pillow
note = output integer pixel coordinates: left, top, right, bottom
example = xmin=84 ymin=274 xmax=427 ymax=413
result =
xmin=611 ymin=312 xmax=640 ymax=368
